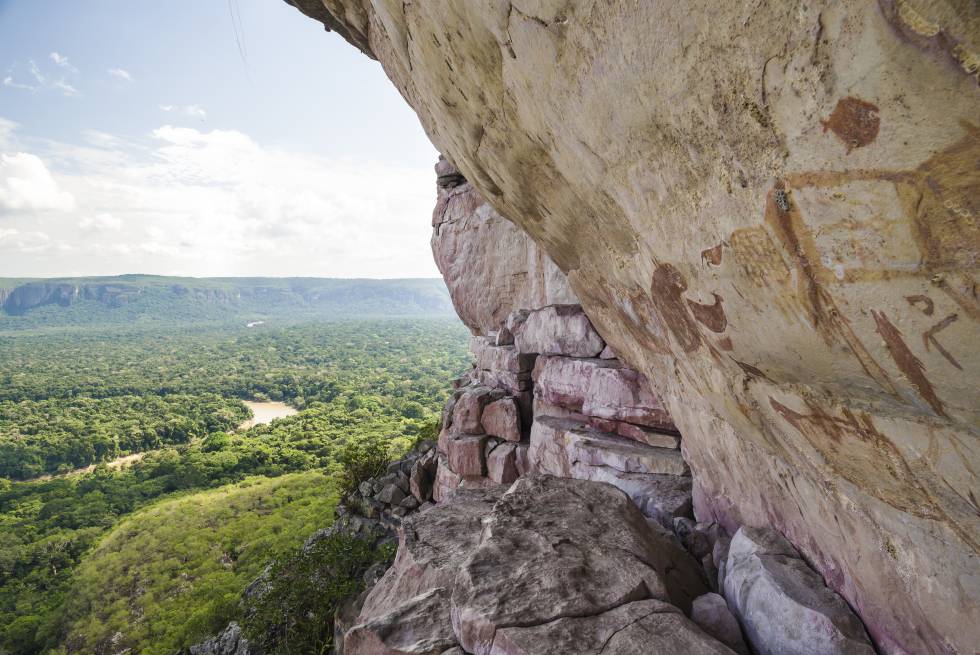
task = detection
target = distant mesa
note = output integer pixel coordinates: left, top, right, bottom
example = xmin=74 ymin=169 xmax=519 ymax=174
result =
xmin=0 ymin=275 xmax=457 ymax=328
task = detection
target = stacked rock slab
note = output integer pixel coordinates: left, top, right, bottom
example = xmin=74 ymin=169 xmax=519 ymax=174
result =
xmin=436 ymin=300 xmax=691 ymax=527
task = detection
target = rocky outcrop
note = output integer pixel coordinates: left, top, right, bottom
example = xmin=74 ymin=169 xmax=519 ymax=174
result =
xmin=342 ymin=476 xmax=729 ymax=655
xmin=431 ymin=166 xmax=576 ymax=335
xmin=724 ymin=527 xmax=875 ymax=655
xmin=287 ymin=2 xmax=979 ymax=652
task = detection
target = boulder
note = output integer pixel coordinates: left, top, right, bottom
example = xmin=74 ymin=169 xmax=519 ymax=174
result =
xmin=724 ymin=527 xmax=875 ymax=655
xmin=447 ymin=434 xmax=488 ymax=478
xmin=486 ymin=442 xmax=519 ymax=484
xmin=186 ymin=622 xmax=250 ymax=655
xmin=514 ymin=305 xmax=604 ymax=357
xmin=410 ymin=450 xmax=435 ymax=502
xmin=451 ymin=476 xmax=709 ymax=654
xmin=692 ymin=593 xmax=749 ymax=655
xmin=348 ymin=489 xmax=504 ymax=653
xmin=470 ymin=337 xmax=536 ymax=373
xmin=480 ymin=398 xmax=521 ymax=442
xmin=375 ymin=484 xmax=405 ymax=506
xmin=451 ymin=386 xmax=501 ymax=434
xmin=489 ymin=599 xmax=736 ymax=655
xmin=432 ymin=456 xmax=462 ymax=503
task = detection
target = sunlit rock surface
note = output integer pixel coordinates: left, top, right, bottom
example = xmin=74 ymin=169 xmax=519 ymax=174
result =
xmin=288 ymin=1 xmax=979 ymax=652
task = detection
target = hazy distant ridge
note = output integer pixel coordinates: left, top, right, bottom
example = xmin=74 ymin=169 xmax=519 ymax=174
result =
xmin=0 ymin=275 xmax=456 ymax=327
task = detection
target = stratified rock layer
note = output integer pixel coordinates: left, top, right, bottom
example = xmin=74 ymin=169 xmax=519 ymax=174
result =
xmin=286 ymin=2 xmax=980 ymax=652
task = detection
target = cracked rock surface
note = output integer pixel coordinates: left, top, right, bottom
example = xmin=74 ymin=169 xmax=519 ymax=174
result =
xmin=343 ymin=476 xmax=717 ymax=654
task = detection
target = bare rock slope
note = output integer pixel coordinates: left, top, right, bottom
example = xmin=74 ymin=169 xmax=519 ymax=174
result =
xmin=287 ymin=2 xmax=979 ymax=653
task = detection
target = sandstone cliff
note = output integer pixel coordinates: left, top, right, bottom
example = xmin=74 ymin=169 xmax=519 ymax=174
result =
xmin=287 ymin=2 xmax=979 ymax=653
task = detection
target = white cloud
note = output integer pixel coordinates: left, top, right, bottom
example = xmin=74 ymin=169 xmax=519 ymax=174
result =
xmin=0 ymin=119 xmax=438 ymax=277
xmin=0 ymin=228 xmax=54 ymax=253
xmin=28 ymin=60 xmax=45 ymax=84
xmin=52 ymin=79 xmax=78 ymax=97
xmin=0 ymin=152 xmax=76 ymax=212
xmin=2 ymin=76 xmax=36 ymax=92
xmin=79 ymin=212 xmax=122 ymax=231
xmin=159 ymin=104 xmax=207 ymax=119
xmin=4 ymin=59 xmax=79 ymax=96
xmin=49 ymin=52 xmax=78 ymax=74
xmin=108 ymin=68 xmax=132 ymax=81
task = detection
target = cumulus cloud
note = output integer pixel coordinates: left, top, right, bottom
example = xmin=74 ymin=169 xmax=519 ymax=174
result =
xmin=0 ymin=152 xmax=76 ymax=212
xmin=159 ymin=104 xmax=207 ymax=119
xmin=108 ymin=68 xmax=132 ymax=81
xmin=0 ymin=119 xmax=437 ymax=277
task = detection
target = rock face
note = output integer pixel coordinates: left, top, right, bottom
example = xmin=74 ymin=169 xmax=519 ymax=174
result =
xmin=343 ymin=476 xmax=725 ymax=655
xmin=431 ymin=164 xmax=577 ymax=335
xmin=287 ymin=2 xmax=980 ymax=652
xmin=724 ymin=527 xmax=875 ymax=655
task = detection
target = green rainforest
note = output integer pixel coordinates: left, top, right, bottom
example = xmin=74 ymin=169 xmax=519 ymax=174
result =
xmin=0 ymin=294 xmax=470 ymax=654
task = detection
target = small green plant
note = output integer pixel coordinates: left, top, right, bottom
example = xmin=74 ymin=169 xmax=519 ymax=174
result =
xmin=335 ymin=434 xmax=390 ymax=497
xmin=242 ymin=533 xmax=388 ymax=654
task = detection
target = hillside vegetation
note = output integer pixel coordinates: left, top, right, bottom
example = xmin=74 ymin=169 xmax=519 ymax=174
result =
xmin=57 ymin=472 xmax=338 ymax=655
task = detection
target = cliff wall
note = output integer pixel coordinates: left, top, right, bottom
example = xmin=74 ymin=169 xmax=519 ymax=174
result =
xmin=287 ymin=2 xmax=979 ymax=653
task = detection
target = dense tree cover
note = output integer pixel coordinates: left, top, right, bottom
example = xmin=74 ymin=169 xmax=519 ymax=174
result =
xmin=0 ymin=318 xmax=470 ymax=655
xmin=0 ymin=394 xmax=248 ymax=479
xmin=0 ymin=319 xmax=469 ymax=478
xmin=53 ymin=472 xmax=339 ymax=655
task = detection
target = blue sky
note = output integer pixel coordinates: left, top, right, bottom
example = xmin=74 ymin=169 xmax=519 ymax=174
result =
xmin=0 ymin=0 xmax=440 ymax=278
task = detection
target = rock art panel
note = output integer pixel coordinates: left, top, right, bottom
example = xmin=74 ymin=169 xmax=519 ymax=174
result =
xmin=287 ymin=1 xmax=980 ymax=652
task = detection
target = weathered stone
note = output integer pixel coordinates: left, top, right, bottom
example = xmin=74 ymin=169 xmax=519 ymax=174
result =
xmin=375 ymin=484 xmax=406 ymax=506
xmin=532 ymin=356 xmax=620 ymax=412
xmin=361 ymin=488 xmax=503 ymax=620
xmin=598 ymin=344 xmax=618 ymax=360
xmin=615 ymin=422 xmax=681 ymax=449
xmin=430 ymin=182 xmax=576 ymax=334
xmin=480 ymin=398 xmax=521 ymax=442
xmin=489 ymin=599 xmax=736 ymax=655
xmin=186 ymin=622 xmax=250 ymax=655
xmin=486 ymin=442 xmax=519 ymax=485
xmin=432 ymin=456 xmax=462 ymax=503
xmin=452 ymin=476 xmax=708 ymax=655
xmin=451 ymin=386 xmax=500 ymax=434
xmin=581 ymin=366 xmax=674 ymax=429
xmin=514 ymin=305 xmax=604 ymax=357
xmin=410 ymin=450 xmax=435 ymax=502
xmin=724 ymin=527 xmax=875 ymax=655
xmin=358 ymin=481 xmax=373 ymax=497
xmin=513 ymin=443 xmax=530 ymax=477
xmin=692 ymin=593 xmax=749 ymax=655
xmin=287 ymin=2 xmax=980 ymax=650
xmin=468 ymin=368 xmax=531 ymax=394
xmin=470 ymin=337 xmax=536 ymax=373
xmin=400 ymin=495 xmax=420 ymax=510
xmin=530 ymin=416 xmax=688 ymax=477
xmin=447 ymin=434 xmax=487 ymax=478
xmin=346 ymin=586 xmax=460 ymax=654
